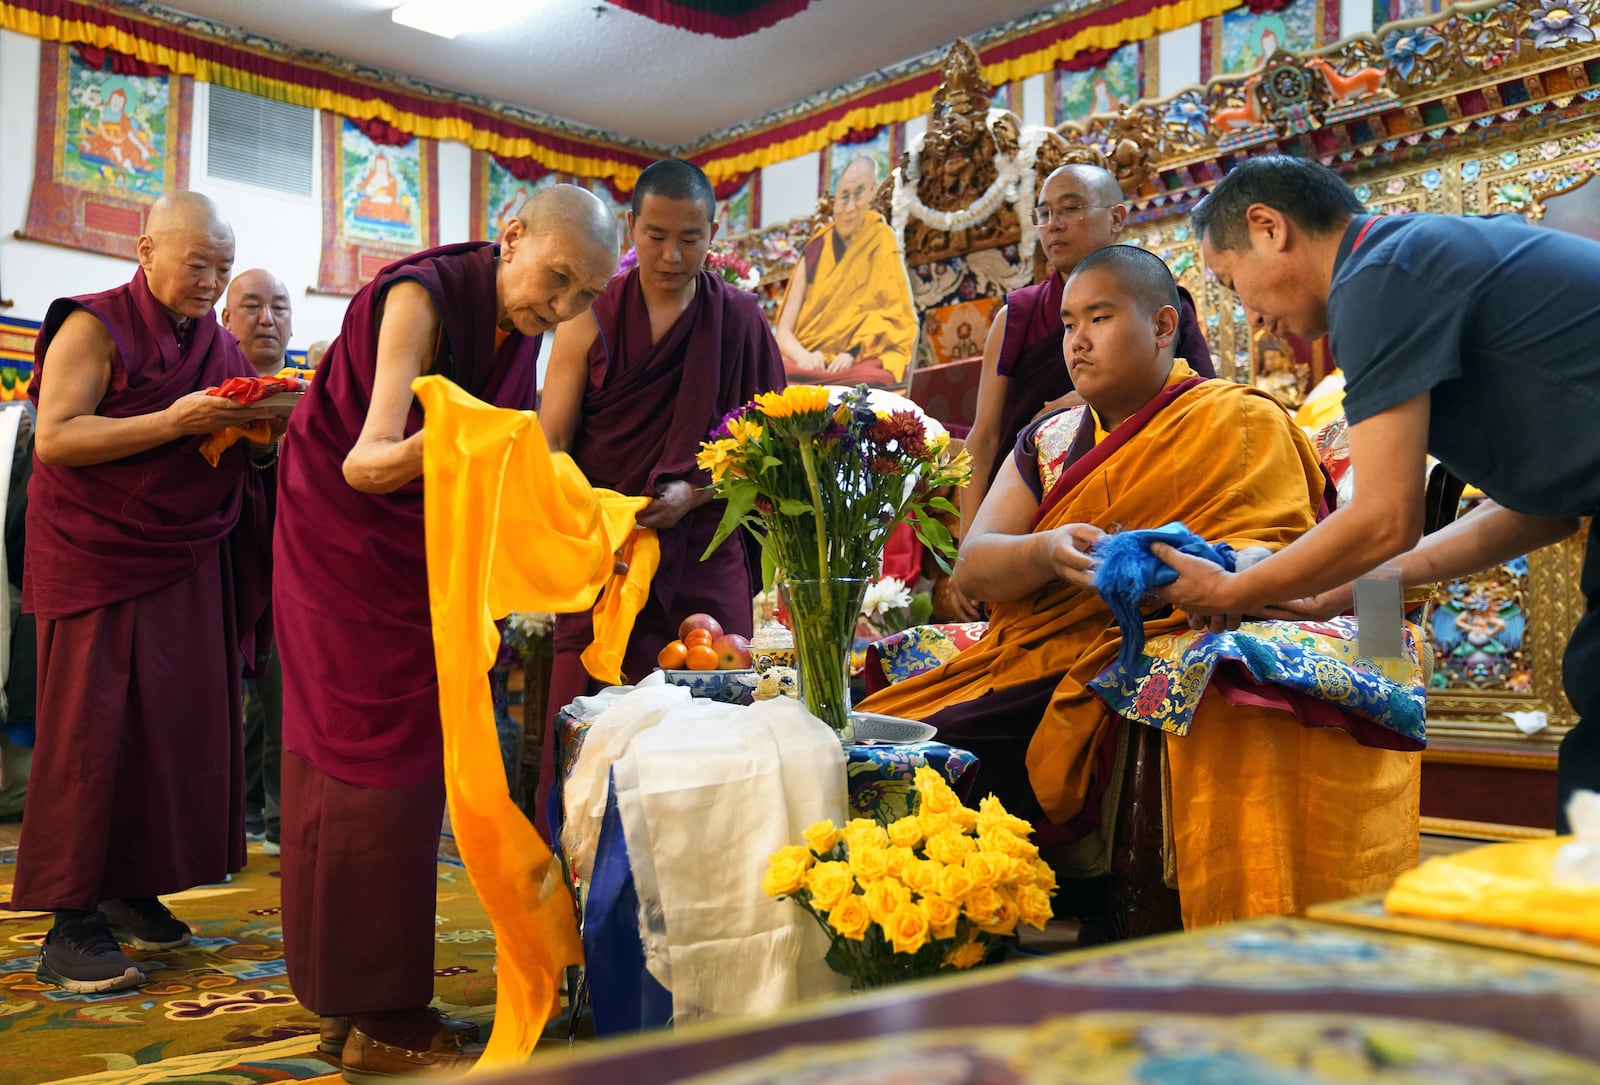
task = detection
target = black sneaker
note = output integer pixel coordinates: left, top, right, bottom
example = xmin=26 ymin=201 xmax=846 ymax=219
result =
xmin=99 ymin=897 xmax=193 ymax=951
xmin=37 ymin=913 xmax=146 ymax=993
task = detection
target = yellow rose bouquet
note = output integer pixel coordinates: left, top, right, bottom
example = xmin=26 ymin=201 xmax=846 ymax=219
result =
xmin=762 ymin=766 xmax=1056 ymax=989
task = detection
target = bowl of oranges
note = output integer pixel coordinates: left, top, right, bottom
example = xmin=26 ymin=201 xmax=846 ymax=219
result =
xmin=658 ymin=614 xmax=757 ymax=704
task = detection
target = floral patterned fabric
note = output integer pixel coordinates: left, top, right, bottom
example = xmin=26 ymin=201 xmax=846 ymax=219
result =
xmin=844 ymin=741 xmax=978 ymax=821
xmin=1087 ymin=615 xmax=1428 ymax=749
xmin=863 ymin=622 xmax=989 ymax=693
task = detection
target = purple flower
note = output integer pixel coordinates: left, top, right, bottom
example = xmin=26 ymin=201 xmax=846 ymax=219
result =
xmin=708 ymin=404 xmax=752 ymax=441
xmin=615 ymin=246 xmax=638 ymax=279
xmin=1529 ymin=0 xmax=1596 ymax=47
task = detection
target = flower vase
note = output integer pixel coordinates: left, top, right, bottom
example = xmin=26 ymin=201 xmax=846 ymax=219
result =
xmin=779 ymin=577 xmax=867 ymax=741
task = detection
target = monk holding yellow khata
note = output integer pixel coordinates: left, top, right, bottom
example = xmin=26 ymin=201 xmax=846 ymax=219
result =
xmin=856 ymin=245 xmax=1422 ymax=927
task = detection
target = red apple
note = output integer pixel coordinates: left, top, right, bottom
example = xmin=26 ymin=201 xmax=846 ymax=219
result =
xmin=678 ymin=613 xmax=724 ymax=641
xmin=713 ymin=632 xmax=752 ymax=670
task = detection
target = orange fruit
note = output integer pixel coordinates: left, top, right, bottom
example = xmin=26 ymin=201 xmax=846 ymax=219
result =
xmin=684 ymin=644 xmax=719 ymax=671
xmin=657 ymin=640 xmax=688 ymax=669
xmin=683 ymin=628 xmax=715 ymax=648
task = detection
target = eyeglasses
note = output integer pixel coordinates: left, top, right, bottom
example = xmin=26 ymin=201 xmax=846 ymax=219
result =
xmin=1030 ymin=202 xmax=1117 ymax=226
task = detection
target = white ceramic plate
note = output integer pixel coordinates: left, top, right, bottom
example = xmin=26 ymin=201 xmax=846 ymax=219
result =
xmin=850 ymin=712 xmax=936 ymax=745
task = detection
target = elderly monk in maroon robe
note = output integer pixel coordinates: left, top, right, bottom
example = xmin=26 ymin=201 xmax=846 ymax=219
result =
xmin=273 ymin=186 xmax=618 ymax=1079
xmin=961 ymin=164 xmax=1214 ymax=532
xmin=541 ymin=158 xmax=785 ymax=816
xmin=10 ymin=191 xmax=271 ymax=994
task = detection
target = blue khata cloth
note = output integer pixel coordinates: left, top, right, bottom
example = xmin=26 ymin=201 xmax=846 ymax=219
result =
xmin=1092 ymin=521 xmax=1236 ymax=676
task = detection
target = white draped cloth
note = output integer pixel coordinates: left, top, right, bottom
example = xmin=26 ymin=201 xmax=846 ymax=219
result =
xmin=562 ymin=686 xmax=850 ymax=1023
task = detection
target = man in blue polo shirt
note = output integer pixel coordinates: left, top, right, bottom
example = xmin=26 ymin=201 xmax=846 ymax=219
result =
xmin=1153 ymin=155 xmax=1599 ymax=833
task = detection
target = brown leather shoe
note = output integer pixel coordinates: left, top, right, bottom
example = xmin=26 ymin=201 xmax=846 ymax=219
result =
xmin=338 ymin=1022 xmax=483 ymax=1082
xmin=320 ymin=1012 xmax=481 ymax=1058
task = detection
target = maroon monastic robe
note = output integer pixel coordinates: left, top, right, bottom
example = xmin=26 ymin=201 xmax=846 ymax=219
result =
xmin=9 ymin=268 xmax=262 ymax=910
xmin=990 ymin=271 xmax=1214 ymax=486
xmin=273 ymin=242 xmax=538 ymax=1017
xmin=275 ymin=242 xmax=538 ymax=791
xmin=545 ymin=268 xmax=784 ymax=812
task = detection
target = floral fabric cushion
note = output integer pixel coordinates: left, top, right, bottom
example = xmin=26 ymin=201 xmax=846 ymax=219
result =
xmin=863 ymin=622 xmax=989 ymax=694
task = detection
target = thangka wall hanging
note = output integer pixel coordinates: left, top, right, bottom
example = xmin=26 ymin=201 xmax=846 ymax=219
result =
xmin=1203 ymin=0 xmax=1339 ymax=79
xmin=1051 ymin=43 xmax=1147 ymax=125
xmin=0 ymin=316 xmax=39 ymax=403
xmin=469 ymin=153 xmax=559 ymax=242
xmin=715 ymin=173 xmax=760 ymax=235
xmin=23 ymin=43 xmax=192 ymax=259
xmin=316 ymin=114 xmax=439 ymax=295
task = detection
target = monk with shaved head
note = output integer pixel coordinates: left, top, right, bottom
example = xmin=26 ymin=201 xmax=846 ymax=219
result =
xmin=272 ymin=183 xmax=617 ymax=1077
xmin=13 ymin=190 xmax=274 ymax=994
xmin=962 ymin=163 xmax=1215 ymax=539
xmin=221 ymin=269 xmax=294 ymax=860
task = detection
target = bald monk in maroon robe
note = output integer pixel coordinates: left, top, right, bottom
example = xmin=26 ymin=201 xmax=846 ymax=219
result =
xmin=273 ymin=186 xmax=618 ymax=1078
xmin=541 ymin=159 xmax=785 ymax=816
xmin=11 ymin=191 xmax=272 ymax=994
xmin=961 ymin=164 xmax=1214 ymax=529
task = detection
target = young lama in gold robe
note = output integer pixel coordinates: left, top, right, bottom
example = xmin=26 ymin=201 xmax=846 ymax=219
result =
xmin=857 ymin=245 xmax=1421 ymax=927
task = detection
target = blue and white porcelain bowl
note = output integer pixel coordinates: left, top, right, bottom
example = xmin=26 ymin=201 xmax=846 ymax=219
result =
xmin=659 ymin=668 xmax=758 ymax=704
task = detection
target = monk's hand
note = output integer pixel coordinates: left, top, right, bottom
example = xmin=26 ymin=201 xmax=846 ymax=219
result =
xmin=164 ymin=390 xmax=253 ymax=437
xmin=1047 ymin=522 xmax=1104 ymax=590
xmin=636 ymin=480 xmax=702 ymax=530
xmin=932 ymin=575 xmax=983 ymax=623
xmin=1036 ymin=391 xmax=1086 ymax=417
xmin=1259 ymin=583 xmax=1355 ymax=623
xmin=1150 ymin=543 xmax=1249 ymax=632
xmin=825 ymin=351 xmax=857 ymax=373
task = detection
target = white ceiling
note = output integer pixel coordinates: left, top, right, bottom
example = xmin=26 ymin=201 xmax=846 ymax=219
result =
xmin=162 ymin=0 xmax=1068 ymax=148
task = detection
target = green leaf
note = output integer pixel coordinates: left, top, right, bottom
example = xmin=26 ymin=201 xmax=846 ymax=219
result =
xmin=908 ymin=592 xmax=934 ymax=627
xmin=776 ymin=496 xmax=815 ymax=517
xmin=701 ymin=485 xmax=758 ymax=561
xmin=927 ymin=496 xmax=960 ymax=518
xmin=760 ymin=539 xmax=780 ymax=592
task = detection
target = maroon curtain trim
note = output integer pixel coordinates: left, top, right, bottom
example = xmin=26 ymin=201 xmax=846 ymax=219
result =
xmin=603 ymin=0 xmax=814 ymax=38
xmin=1244 ymin=0 xmax=1292 ymax=12
xmin=835 ymin=124 xmax=885 ymax=146
xmin=491 ymin=153 xmax=554 ymax=184
xmin=1058 ymin=47 xmax=1117 ymax=73
xmin=347 ymin=115 xmax=414 ymax=147
xmin=73 ymin=43 xmax=166 ymax=77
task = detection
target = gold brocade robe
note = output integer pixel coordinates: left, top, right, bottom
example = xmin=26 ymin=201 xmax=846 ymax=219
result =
xmin=785 ymin=211 xmax=918 ymax=381
xmin=860 ymin=373 xmax=1419 ymax=925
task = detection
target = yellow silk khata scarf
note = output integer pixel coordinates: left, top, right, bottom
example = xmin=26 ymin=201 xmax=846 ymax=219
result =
xmin=1384 ymin=837 xmax=1600 ymax=944
xmin=786 ymin=210 xmax=918 ymax=381
xmin=415 ymin=375 xmax=660 ymax=1068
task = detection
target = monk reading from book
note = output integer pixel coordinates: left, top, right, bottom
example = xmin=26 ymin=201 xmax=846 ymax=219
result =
xmin=855 ymin=244 xmax=1421 ymax=928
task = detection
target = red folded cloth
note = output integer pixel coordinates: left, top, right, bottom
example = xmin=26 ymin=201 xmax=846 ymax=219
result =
xmin=199 ymin=374 xmax=305 ymax=466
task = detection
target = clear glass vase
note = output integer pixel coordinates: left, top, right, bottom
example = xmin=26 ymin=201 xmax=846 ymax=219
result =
xmin=778 ymin=577 xmax=867 ymax=741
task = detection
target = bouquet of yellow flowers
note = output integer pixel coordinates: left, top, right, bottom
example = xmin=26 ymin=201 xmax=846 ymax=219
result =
xmin=696 ymin=385 xmax=969 ymax=585
xmin=762 ymin=767 xmax=1056 ymax=989
xmin=696 ymin=385 xmax=970 ymax=734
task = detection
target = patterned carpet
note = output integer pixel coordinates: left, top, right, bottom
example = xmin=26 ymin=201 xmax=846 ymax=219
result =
xmin=0 ymin=837 xmax=497 ymax=1085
